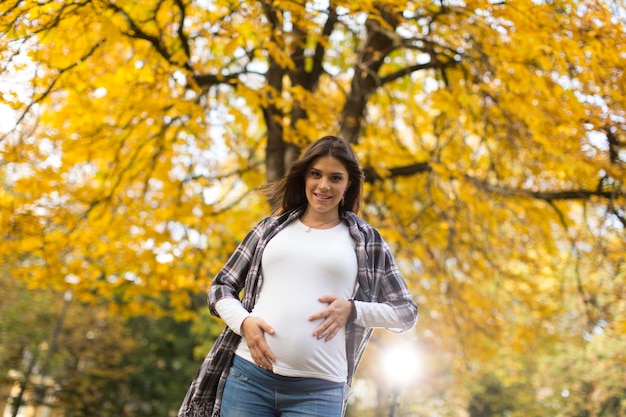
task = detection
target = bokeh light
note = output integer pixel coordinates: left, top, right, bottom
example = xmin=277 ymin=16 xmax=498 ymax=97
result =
xmin=383 ymin=342 xmax=422 ymax=386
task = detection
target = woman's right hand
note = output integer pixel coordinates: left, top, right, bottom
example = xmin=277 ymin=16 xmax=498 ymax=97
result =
xmin=240 ymin=316 xmax=276 ymax=370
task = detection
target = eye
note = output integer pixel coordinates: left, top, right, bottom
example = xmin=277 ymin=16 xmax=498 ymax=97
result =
xmin=309 ymin=170 xmax=321 ymax=178
xmin=331 ymin=175 xmax=344 ymax=182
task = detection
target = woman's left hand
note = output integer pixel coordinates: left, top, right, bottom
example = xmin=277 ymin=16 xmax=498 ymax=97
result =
xmin=309 ymin=295 xmax=352 ymax=342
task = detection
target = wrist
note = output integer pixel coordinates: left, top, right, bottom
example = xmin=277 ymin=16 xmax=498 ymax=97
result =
xmin=239 ymin=315 xmax=251 ymax=337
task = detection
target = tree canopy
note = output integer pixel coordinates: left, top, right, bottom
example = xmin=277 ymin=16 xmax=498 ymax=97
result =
xmin=1 ymin=1 xmax=625 ymax=416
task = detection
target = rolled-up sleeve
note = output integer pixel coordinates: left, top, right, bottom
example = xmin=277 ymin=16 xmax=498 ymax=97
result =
xmin=363 ymin=232 xmax=418 ymax=333
xmin=382 ymin=245 xmax=418 ymax=331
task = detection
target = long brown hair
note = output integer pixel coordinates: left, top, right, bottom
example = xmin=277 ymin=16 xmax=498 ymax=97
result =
xmin=265 ymin=136 xmax=364 ymax=215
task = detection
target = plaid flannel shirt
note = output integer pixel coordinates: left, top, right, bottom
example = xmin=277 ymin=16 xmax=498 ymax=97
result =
xmin=178 ymin=207 xmax=418 ymax=417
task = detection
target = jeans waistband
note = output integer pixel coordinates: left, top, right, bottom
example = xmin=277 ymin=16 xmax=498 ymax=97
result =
xmin=231 ymin=355 xmax=344 ymax=392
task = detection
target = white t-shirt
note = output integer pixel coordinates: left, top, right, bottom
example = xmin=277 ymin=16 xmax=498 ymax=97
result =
xmin=215 ymin=221 xmax=402 ymax=382
xmin=238 ymin=220 xmax=357 ymax=382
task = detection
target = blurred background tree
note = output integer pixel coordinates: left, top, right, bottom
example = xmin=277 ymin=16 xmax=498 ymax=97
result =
xmin=1 ymin=1 xmax=624 ymax=416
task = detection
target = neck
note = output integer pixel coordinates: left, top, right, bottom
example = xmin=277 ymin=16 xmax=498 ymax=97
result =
xmin=301 ymin=210 xmax=340 ymax=225
xmin=300 ymin=210 xmax=341 ymax=231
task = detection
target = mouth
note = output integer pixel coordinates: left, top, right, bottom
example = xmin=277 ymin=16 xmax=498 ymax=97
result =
xmin=313 ymin=192 xmax=333 ymax=201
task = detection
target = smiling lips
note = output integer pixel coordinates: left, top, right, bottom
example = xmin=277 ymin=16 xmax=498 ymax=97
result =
xmin=314 ymin=192 xmax=332 ymax=201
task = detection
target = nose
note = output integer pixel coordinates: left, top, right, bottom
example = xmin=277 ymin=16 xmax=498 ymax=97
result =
xmin=319 ymin=177 xmax=330 ymax=190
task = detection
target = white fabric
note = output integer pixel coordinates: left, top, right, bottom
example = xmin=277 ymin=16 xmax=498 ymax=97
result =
xmin=353 ymin=300 xmax=403 ymax=330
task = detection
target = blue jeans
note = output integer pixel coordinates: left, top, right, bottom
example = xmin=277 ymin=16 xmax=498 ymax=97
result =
xmin=221 ymin=356 xmax=345 ymax=417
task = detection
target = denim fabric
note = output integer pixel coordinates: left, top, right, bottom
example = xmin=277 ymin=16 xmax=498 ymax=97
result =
xmin=221 ymin=356 xmax=345 ymax=417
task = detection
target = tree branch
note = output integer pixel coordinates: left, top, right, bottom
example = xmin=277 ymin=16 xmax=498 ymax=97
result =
xmin=363 ymin=162 xmax=432 ymax=182
xmin=465 ymin=174 xmax=624 ymax=202
xmin=363 ymin=162 xmax=624 ymax=221
xmin=108 ymin=3 xmax=172 ymax=62
xmin=340 ymin=9 xmax=399 ymax=143
xmin=173 ymin=0 xmax=191 ymax=62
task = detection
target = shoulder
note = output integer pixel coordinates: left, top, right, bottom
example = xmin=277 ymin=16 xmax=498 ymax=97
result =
xmin=252 ymin=208 xmax=303 ymax=237
xmin=341 ymin=211 xmax=385 ymax=243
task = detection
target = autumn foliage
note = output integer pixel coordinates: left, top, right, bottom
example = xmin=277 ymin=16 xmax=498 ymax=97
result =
xmin=1 ymin=1 xmax=625 ymax=416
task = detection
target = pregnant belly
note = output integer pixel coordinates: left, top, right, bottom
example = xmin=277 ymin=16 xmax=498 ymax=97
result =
xmin=251 ymin=299 xmax=346 ymax=374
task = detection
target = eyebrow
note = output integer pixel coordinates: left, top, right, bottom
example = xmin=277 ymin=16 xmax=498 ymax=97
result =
xmin=310 ymin=167 xmax=346 ymax=176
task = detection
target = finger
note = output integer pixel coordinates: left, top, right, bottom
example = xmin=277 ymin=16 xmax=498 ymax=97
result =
xmin=309 ymin=301 xmax=333 ymax=322
xmin=254 ymin=328 xmax=276 ymax=364
xmin=324 ymin=327 xmax=339 ymax=342
xmin=251 ymin=345 xmax=273 ymax=370
xmin=259 ymin=321 xmax=275 ymax=335
xmin=309 ymin=309 xmax=327 ymax=322
xmin=314 ymin=318 xmax=336 ymax=339
xmin=318 ymin=322 xmax=340 ymax=341
xmin=259 ymin=341 xmax=276 ymax=363
xmin=318 ymin=294 xmax=338 ymax=304
xmin=312 ymin=321 xmax=327 ymax=338
xmin=253 ymin=351 xmax=269 ymax=369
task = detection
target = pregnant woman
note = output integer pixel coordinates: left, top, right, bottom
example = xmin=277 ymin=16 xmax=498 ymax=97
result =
xmin=179 ymin=135 xmax=418 ymax=417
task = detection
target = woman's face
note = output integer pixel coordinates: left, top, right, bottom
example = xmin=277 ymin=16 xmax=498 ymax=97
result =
xmin=304 ymin=156 xmax=351 ymax=217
